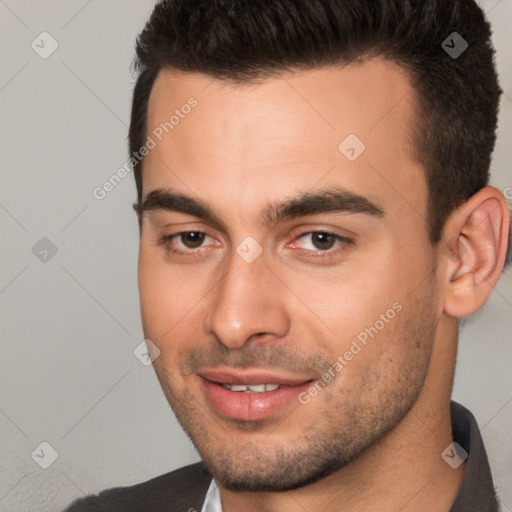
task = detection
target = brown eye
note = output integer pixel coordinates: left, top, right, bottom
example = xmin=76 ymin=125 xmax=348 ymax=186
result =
xmin=158 ymin=230 xmax=218 ymax=255
xmin=291 ymin=230 xmax=353 ymax=259
xmin=180 ymin=232 xmax=206 ymax=248
xmin=310 ymin=232 xmax=336 ymax=250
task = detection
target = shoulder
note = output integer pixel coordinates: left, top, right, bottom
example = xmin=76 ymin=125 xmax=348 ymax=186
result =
xmin=62 ymin=461 xmax=212 ymax=512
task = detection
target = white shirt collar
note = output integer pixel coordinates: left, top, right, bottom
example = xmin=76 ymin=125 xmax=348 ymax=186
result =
xmin=201 ymin=478 xmax=223 ymax=512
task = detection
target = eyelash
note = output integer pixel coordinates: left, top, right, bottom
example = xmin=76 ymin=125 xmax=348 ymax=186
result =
xmin=157 ymin=229 xmax=353 ymax=260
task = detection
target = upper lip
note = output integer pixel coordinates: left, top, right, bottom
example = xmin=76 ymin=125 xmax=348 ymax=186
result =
xmin=198 ymin=367 xmax=314 ymax=386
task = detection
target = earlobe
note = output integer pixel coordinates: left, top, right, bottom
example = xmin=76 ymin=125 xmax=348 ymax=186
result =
xmin=442 ymin=187 xmax=510 ymax=319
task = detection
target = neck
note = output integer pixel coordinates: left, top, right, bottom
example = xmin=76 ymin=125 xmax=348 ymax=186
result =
xmin=219 ymin=321 xmax=464 ymax=512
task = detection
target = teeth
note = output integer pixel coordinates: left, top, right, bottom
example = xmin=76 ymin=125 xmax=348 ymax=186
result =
xmin=247 ymin=384 xmax=266 ymax=393
xmin=228 ymin=384 xmax=249 ymax=392
xmin=221 ymin=383 xmax=281 ymax=393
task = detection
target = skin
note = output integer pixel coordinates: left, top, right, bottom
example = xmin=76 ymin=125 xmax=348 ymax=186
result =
xmin=137 ymin=61 xmax=509 ymax=512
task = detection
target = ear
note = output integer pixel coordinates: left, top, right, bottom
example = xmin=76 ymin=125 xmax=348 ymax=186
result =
xmin=441 ymin=186 xmax=510 ymax=318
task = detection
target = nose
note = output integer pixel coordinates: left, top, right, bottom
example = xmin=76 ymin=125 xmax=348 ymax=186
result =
xmin=205 ymin=250 xmax=290 ymax=350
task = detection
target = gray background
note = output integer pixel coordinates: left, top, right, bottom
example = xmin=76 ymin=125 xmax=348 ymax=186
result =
xmin=0 ymin=1 xmax=511 ymax=511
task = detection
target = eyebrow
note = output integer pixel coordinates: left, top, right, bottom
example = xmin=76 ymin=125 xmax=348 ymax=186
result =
xmin=137 ymin=186 xmax=385 ymax=229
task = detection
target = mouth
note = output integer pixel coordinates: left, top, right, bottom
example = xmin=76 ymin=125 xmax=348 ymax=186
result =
xmin=198 ymin=367 xmax=315 ymax=421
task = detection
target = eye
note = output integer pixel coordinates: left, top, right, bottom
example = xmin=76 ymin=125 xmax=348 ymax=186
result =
xmin=291 ymin=231 xmax=352 ymax=256
xmin=158 ymin=231 xmax=216 ymax=254
xmin=157 ymin=229 xmax=352 ymax=259
xmin=177 ymin=231 xmax=208 ymax=248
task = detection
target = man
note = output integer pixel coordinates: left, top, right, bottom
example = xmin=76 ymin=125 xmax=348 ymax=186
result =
xmin=64 ymin=0 xmax=510 ymax=511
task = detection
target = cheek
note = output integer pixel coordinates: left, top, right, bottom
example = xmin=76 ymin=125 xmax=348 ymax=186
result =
xmin=292 ymin=257 xmax=417 ymax=364
xmin=138 ymin=247 xmax=183 ymax=338
xmin=283 ymin=259 xmax=399 ymax=336
xmin=138 ymin=248 xmax=212 ymax=344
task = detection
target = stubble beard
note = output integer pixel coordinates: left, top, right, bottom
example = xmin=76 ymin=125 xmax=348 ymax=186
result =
xmin=153 ymin=289 xmax=438 ymax=492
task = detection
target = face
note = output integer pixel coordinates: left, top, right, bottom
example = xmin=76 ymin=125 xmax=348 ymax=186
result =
xmin=138 ymin=61 xmax=441 ymax=491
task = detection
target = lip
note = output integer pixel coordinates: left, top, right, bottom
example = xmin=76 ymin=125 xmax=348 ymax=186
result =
xmin=198 ymin=367 xmax=314 ymax=422
xmin=199 ymin=367 xmax=313 ymax=386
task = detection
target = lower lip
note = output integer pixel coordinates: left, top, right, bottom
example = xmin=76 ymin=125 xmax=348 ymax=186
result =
xmin=201 ymin=378 xmax=313 ymax=422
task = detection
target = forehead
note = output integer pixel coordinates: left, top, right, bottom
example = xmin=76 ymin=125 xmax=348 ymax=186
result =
xmin=143 ymin=60 xmax=426 ymax=227
xmin=147 ymin=60 xmax=416 ymax=145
